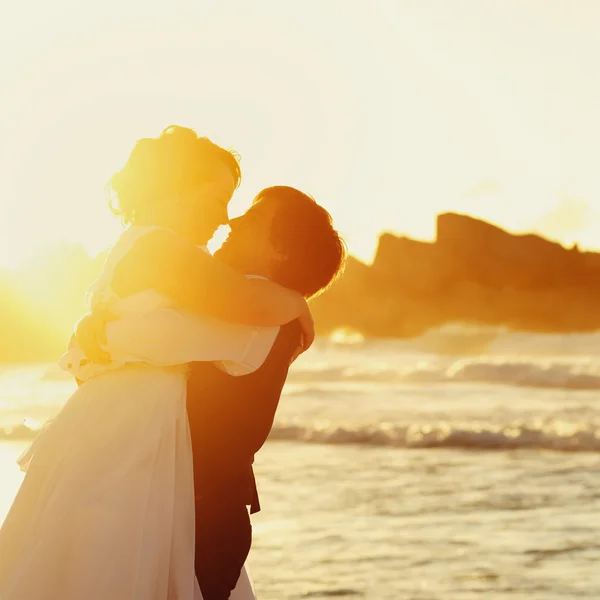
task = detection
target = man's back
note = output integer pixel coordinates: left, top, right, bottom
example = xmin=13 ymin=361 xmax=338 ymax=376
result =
xmin=187 ymin=319 xmax=302 ymax=508
xmin=186 ymin=320 xmax=301 ymax=600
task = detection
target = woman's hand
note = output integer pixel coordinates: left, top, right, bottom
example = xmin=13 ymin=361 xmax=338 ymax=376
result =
xmin=289 ymin=301 xmax=315 ymax=365
xmin=298 ymin=302 xmax=315 ymax=353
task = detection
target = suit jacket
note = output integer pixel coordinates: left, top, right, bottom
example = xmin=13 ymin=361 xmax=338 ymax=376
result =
xmin=186 ymin=320 xmax=301 ymax=513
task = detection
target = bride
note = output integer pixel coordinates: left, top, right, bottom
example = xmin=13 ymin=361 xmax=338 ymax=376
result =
xmin=0 ymin=126 xmax=324 ymax=599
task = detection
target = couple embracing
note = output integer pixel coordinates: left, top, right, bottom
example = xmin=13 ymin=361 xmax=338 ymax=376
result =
xmin=0 ymin=125 xmax=345 ymax=599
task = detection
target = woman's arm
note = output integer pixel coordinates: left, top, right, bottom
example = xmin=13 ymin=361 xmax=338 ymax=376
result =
xmin=111 ymin=228 xmax=312 ymax=333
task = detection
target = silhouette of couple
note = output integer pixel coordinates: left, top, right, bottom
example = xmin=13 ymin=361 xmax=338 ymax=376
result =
xmin=0 ymin=126 xmax=345 ymax=599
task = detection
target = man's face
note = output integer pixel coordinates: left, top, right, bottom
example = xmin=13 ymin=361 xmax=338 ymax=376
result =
xmin=215 ymin=196 xmax=285 ymax=273
xmin=181 ymin=161 xmax=237 ymax=246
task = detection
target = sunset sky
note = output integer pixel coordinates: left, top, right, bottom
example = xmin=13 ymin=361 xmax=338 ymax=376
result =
xmin=2 ymin=0 xmax=600 ymax=269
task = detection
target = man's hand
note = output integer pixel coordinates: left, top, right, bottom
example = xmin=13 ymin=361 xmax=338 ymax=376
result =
xmin=74 ymin=308 xmax=118 ymax=364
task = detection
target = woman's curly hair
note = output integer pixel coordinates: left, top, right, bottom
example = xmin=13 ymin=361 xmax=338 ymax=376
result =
xmin=108 ymin=125 xmax=241 ymax=225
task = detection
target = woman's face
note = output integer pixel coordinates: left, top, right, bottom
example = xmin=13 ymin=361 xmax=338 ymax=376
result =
xmin=178 ymin=162 xmax=237 ymax=246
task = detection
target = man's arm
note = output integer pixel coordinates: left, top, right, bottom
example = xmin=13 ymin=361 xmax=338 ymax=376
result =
xmin=71 ymin=307 xmax=280 ymax=376
xmin=72 ymin=310 xmax=117 ymax=364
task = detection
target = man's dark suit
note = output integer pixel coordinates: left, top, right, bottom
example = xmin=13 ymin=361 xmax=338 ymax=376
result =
xmin=186 ymin=320 xmax=301 ymax=600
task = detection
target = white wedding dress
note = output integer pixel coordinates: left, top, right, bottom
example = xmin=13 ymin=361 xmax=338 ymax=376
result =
xmin=0 ymin=227 xmax=272 ymax=600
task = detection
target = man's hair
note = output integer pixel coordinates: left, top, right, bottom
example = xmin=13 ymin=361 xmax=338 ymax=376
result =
xmin=255 ymin=186 xmax=346 ymax=298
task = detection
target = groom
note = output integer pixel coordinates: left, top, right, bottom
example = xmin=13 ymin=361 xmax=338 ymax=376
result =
xmin=187 ymin=187 xmax=345 ymax=599
xmin=77 ymin=185 xmax=346 ymax=599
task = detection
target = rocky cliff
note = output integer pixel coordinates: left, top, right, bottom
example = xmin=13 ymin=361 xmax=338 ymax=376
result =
xmin=311 ymin=212 xmax=600 ymax=337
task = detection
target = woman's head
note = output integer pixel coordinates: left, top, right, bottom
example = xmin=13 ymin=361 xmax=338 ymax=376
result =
xmin=109 ymin=126 xmax=241 ymax=245
xmin=216 ymin=186 xmax=346 ymax=298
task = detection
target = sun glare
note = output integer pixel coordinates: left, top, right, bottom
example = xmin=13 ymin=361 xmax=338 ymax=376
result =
xmin=2 ymin=1 xmax=600 ymax=359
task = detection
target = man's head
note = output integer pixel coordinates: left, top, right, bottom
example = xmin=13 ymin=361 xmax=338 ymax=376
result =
xmin=109 ymin=125 xmax=241 ymax=246
xmin=215 ymin=186 xmax=346 ymax=298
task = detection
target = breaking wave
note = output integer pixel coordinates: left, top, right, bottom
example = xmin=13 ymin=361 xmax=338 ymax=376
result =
xmin=288 ymin=357 xmax=600 ymax=390
xmin=268 ymin=417 xmax=600 ymax=452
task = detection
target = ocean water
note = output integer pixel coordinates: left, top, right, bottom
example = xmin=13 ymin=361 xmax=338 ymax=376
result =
xmin=1 ymin=326 xmax=600 ymax=598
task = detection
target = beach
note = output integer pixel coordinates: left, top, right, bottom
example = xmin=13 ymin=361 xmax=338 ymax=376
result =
xmin=2 ymin=329 xmax=600 ymax=598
